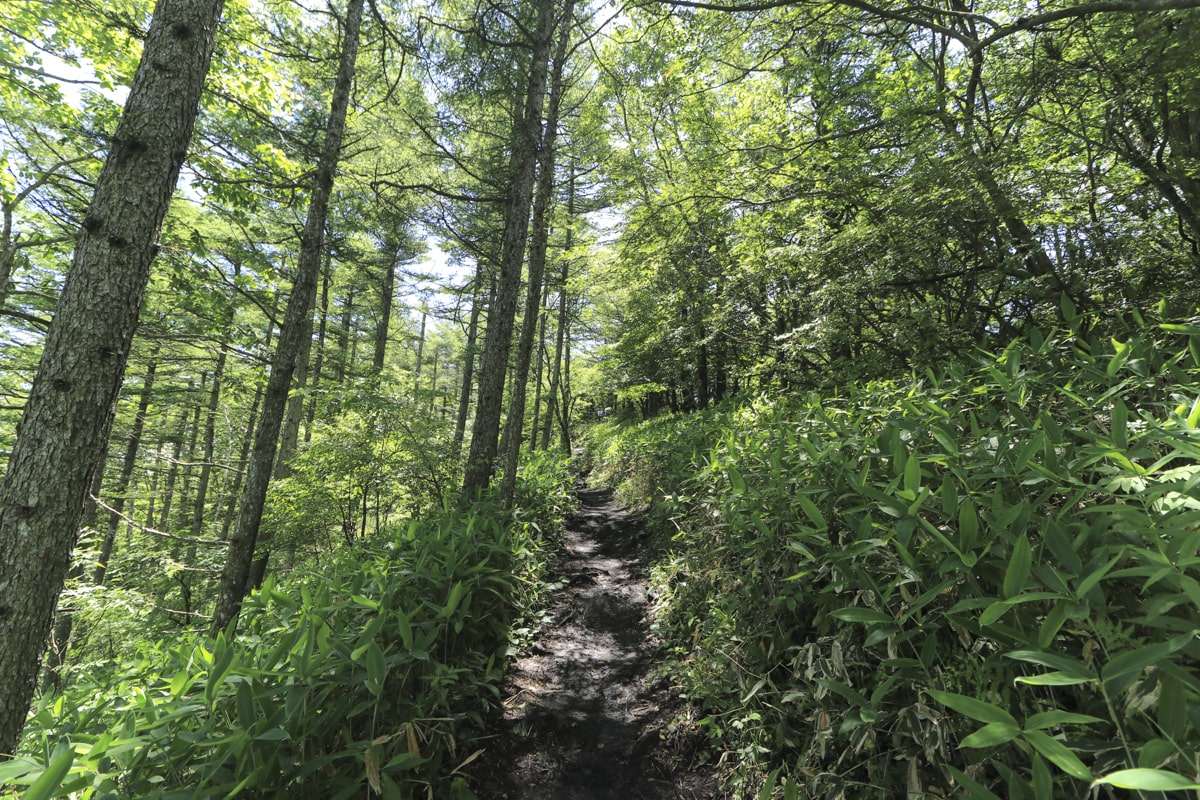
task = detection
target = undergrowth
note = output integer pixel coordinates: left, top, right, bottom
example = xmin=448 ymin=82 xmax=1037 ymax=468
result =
xmin=586 ymin=310 xmax=1200 ymax=799
xmin=0 ymin=452 xmax=575 ymax=799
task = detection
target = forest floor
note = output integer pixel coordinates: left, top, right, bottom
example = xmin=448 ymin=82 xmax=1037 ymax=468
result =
xmin=471 ymin=485 xmax=724 ymax=800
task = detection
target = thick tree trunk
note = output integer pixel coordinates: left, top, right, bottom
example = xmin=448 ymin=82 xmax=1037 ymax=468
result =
xmin=461 ymin=0 xmax=559 ymax=500
xmin=211 ymin=0 xmax=365 ymax=636
xmin=245 ymin=325 xmax=311 ymax=594
xmin=0 ymin=0 xmax=225 ymax=758
xmin=40 ymin=463 xmax=106 ymax=693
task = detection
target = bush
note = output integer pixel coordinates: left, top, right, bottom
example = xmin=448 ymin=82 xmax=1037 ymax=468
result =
xmin=589 ymin=312 xmax=1200 ymax=798
xmin=2 ymin=452 xmax=573 ymax=799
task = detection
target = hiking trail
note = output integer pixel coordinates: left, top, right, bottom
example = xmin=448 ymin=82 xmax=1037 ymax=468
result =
xmin=472 ymin=485 xmax=722 ymax=800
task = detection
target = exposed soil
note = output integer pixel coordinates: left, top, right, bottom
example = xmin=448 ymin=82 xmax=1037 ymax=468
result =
xmin=471 ymin=485 xmax=723 ymax=800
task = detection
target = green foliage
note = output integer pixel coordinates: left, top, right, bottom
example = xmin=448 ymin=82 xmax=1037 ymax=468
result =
xmin=581 ymin=410 xmax=728 ymax=511
xmin=267 ymin=389 xmax=460 ymax=547
xmin=2 ymin=465 xmax=571 ymax=798
xmin=589 ymin=314 xmax=1200 ymax=797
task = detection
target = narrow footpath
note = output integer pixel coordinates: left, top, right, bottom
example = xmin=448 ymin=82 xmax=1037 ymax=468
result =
xmin=472 ymin=486 xmax=721 ymax=800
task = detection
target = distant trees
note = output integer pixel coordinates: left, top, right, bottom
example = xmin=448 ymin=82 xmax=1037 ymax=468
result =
xmin=587 ymin=1 xmax=1200 ymax=412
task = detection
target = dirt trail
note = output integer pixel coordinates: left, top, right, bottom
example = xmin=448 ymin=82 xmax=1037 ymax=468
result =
xmin=472 ymin=486 xmax=720 ymax=800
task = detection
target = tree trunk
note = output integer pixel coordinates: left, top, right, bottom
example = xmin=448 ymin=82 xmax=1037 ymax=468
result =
xmin=461 ymin=0 xmax=559 ymax=500
xmin=454 ymin=261 xmax=486 ymax=455
xmin=499 ymin=0 xmax=574 ymax=504
xmin=175 ymin=385 xmax=204 ymax=533
xmin=211 ymin=0 xmax=365 ymax=635
xmin=220 ymin=386 xmax=260 ymax=541
xmin=413 ymin=307 xmax=427 ymax=393
xmin=373 ymin=251 xmax=397 ymax=374
xmin=559 ymin=312 xmax=572 ymax=451
xmin=40 ymin=461 xmax=106 ymax=693
xmin=0 ymin=0 xmax=225 ymax=759
xmin=246 ymin=322 xmax=311 ymax=593
xmin=529 ymin=315 xmax=548 ymax=451
xmin=305 ymin=260 xmax=330 ymax=443
xmin=336 ymin=285 xmax=356 ymax=383
xmin=157 ymin=408 xmax=189 ymax=532
xmin=542 ymin=170 xmax=574 ymax=451
xmin=95 ymin=350 xmax=160 ymax=585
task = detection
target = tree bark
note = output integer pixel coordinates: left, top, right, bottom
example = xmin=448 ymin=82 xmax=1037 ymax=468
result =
xmin=0 ymin=0 xmax=225 ymax=758
xmin=461 ymin=0 xmax=559 ymax=500
xmin=211 ymin=0 xmax=365 ymax=635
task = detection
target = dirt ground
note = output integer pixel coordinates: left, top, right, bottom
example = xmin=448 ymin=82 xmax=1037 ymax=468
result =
xmin=470 ymin=486 xmax=724 ymax=800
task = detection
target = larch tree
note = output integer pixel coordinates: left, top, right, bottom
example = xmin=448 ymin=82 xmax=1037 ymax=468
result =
xmin=499 ymin=0 xmax=577 ymax=505
xmin=0 ymin=0 xmax=227 ymax=758
xmin=461 ymin=0 xmax=560 ymax=500
xmin=210 ymin=0 xmax=366 ymax=635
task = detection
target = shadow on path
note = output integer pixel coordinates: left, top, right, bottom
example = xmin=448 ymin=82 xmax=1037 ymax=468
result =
xmin=471 ymin=486 xmax=720 ymax=800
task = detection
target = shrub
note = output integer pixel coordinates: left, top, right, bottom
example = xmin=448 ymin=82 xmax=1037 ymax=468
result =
xmin=590 ymin=312 xmax=1200 ymax=798
xmin=2 ymin=450 xmax=573 ymax=799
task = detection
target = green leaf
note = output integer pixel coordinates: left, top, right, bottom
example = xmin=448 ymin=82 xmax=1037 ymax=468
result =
xmin=1037 ymin=601 xmax=1069 ymax=649
xmin=1091 ymin=769 xmax=1200 ymax=791
xmin=945 ymin=764 xmax=1002 ymax=800
xmin=255 ymin=727 xmax=290 ymax=741
xmin=1004 ymin=650 xmax=1094 ymax=678
xmin=1187 ymin=395 xmax=1200 ymax=429
xmin=1022 ymin=729 xmax=1092 ymax=781
xmin=1107 ymin=338 xmax=1131 ymax=377
xmin=929 ymin=690 xmax=1018 ymax=726
xmin=958 ymin=500 xmax=979 ymax=553
xmin=1159 ymin=323 xmax=1200 ymax=335
xmin=1032 ymin=755 xmax=1053 ymax=800
xmin=904 ymin=452 xmax=921 ymax=494
xmin=366 ymin=642 xmax=387 ymax=697
xmin=23 ymin=744 xmax=74 ymax=800
xmin=959 ymin=721 xmax=1021 ymax=748
xmin=443 ymin=581 xmax=465 ymax=619
xmin=829 ymin=607 xmax=893 ymax=624
xmin=1102 ymin=632 xmax=1195 ymax=686
xmin=816 ymin=679 xmax=871 ymax=709
xmin=1003 ymin=535 xmax=1032 ymax=599
xmin=1024 ymin=711 xmax=1104 ymax=729
xmin=1075 ymin=551 xmax=1124 ymax=599
xmin=728 ymin=465 xmax=745 ymax=494
xmin=796 ymin=495 xmax=826 ymax=530
xmin=1014 ymin=671 xmax=1098 ymax=687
